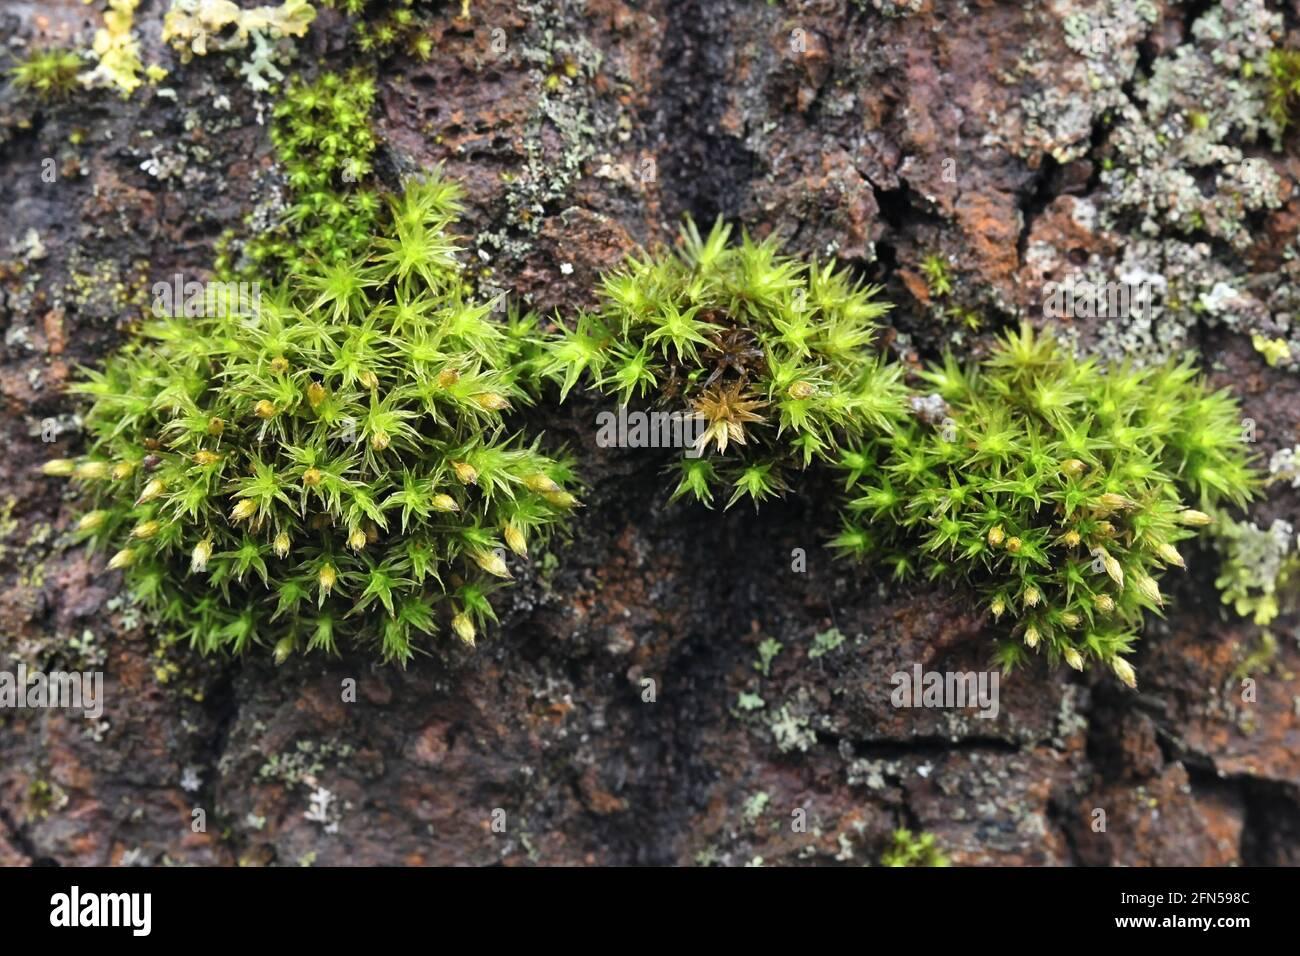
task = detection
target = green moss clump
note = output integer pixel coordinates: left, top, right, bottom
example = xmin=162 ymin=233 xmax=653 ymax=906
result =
xmin=238 ymin=70 xmax=383 ymax=276
xmin=919 ymin=253 xmax=952 ymax=298
xmin=541 ymin=219 xmax=909 ymax=508
xmin=1266 ymin=47 xmax=1300 ymax=134
xmin=7 ymin=48 xmax=83 ymax=100
xmin=881 ymin=829 xmax=949 ymax=867
xmin=322 ymin=0 xmax=435 ymax=60
xmin=44 ymin=172 xmax=579 ymax=664
xmin=833 ymin=324 xmax=1256 ymax=684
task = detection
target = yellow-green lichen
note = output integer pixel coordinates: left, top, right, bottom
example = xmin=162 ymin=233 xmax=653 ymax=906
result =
xmin=81 ymin=0 xmax=148 ymax=97
xmin=1252 ymin=333 xmax=1291 ymax=367
xmin=162 ymin=0 xmax=316 ymax=58
xmin=1213 ymin=514 xmax=1300 ymax=626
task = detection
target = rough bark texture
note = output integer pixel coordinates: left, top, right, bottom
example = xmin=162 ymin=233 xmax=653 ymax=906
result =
xmin=2 ymin=0 xmax=1300 ymax=866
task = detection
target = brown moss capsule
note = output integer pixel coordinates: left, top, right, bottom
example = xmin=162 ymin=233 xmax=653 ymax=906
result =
xmin=306 ymin=382 xmax=326 ymax=409
xmin=78 ymin=511 xmax=108 ymax=532
xmin=207 ymin=417 xmax=225 ymax=436
xmin=42 ymin=459 xmax=76 ymax=476
xmin=112 ymin=460 xmax=137 ymax=481
xmin=254 ymin=400 xmax=277 ymax=419
xmin=108 ymin=548 xmax=135 ymax=571
xmin=473 ymin=392 xmax=510 ymax=411
xmin=1155 ymin=542 xmax=1185 ymax=569
xmin=137 ymin=478 xmax=165 ymax=504
xmin=431 ymin=493 xmax=459 ymax=512
xmin=1096 ymin=492 xmax=1136 ymax=512
xmin=75 ymin=460 xmax=110 ymax=480
xmin=270 ymin=356 xmax=290 ymax=374
xmin=787 ymin=381 xmax=816 ymax=400
xmin=987 ymin=525 xmax=1005 ymax=547
xmin=472 ymin=549 xmax=511 ymax=578
xmin=193 ymin=450 xmax=221 ymax=466
xmin=1133 ymin=572 xmax=1163 ymax=607
xmin=1112 ymin=657 xmax=1137 ymax=689
xmin=503 ymin=522 xmax=528 ymax=557
xmin=1101 ymin=551 xmax=1124 ymax=588
xmin=191 ymin=539 xmax=212 ymax=572
xmin=452 ymin=612 xmax=476 ymax=646
xmin=452 ymin=461 xmax=478 ymax=485
xmin=1005 ymin=536 xmax=1022 ymax=554
xmin=524 ymin=473 xmax=560 ymax=494
xmin=302 ymin=467 xmax=322 ymax=487
xmin=273 ymin=637 xmax=295 ymax=665
xmin=437 ymin=368 xmax=460 ymax=388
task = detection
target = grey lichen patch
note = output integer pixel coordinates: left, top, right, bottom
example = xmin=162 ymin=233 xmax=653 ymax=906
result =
xmin=741 ymin=790 xmax=770 ymax=824
xmin=1023 ymin=2 xmax=1297 ymax=370
xmin=474 ymin=1 xmax=607 ymax=274
xmin=255 ymin=737 xmax=357 ymax=788
xmin=135 ymin=78 xmax=272 ymax=197
xmin=1268 ymin=444 xmax=1300 ymax=488
xmin=250 ymin=737 xmax=359 ymax=835
xmin=768 ymin=701 xmax=817 ymax=753
xmin=1243 ymin=238 xmax=1300 ymax=375
xmin=1017 ymin=1 xmax=1157 ymax=164
xmin=1099 ymin=0 xmax=1286 ymax=249
xmin=855 ymin=0 xmax=924 ymax=17
xmin=1051 ymin=683 xmax=1089 ymax=750
xmin=1057 ymin=235 xmax=1258 ymax=365
xmin=754 ymin=636 xmax=782 ymax=677
xmin=58 ymin=248 xmax=151 ymax=324
xmin=845 ymin=754 xmax=903 ymax=791
xmin=806 ymin=626 xmax=846 ymax=659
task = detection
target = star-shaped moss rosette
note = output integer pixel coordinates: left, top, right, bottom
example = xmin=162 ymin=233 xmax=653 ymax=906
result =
xmin=6 ymin=47 xmax=84 ymax=101
xmin=540 ymin=218 xmax=910 ymax=508
xmin=321 ymin=0 xmax=437 ymax=59
xmin=44 ymin=173 xmax=579 ymax=664
xmin=832 ymin=323 xmax=1257 ymax=685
